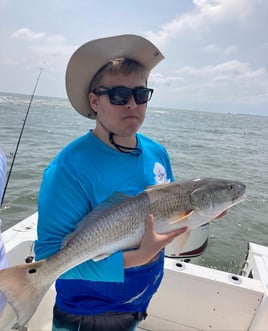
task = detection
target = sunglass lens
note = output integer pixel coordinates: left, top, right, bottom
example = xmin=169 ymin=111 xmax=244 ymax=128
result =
xmin=135 ymin=88 xmax=152 ymax=104
xmin=110 ymin=87 xmax=131 ymax=105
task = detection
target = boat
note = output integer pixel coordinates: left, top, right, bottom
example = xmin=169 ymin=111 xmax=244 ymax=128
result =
xmin=0 ymin=212 xmax=268 ymax=330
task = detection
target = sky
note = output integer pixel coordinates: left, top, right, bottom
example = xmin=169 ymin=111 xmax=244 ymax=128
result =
xmin=0 ymin=0 xmax=267 ymax=116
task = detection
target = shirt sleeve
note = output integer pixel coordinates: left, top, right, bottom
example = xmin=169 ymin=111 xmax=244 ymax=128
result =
xmin=34 ymin=158 xmax=125 ymax=282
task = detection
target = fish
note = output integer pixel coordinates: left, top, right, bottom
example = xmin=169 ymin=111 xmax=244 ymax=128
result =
xmin=0 ymin=177 xmax=246 ymax=330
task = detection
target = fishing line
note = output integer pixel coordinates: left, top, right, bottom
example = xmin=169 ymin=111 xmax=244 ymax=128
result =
xmin=1 ymin=68 xmax=43 ymax=206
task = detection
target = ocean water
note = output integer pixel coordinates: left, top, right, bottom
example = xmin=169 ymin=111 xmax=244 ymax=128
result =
xmin=0 ymin=91 xmax=267 ymax=274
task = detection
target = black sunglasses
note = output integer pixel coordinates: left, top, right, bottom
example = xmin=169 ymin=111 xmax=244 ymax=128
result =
xmin=93 ymin=86 xmax=154 ymax=105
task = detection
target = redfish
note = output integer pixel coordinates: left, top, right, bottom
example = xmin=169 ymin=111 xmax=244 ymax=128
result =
xmin=0 ymin=178 xmax=246 ymax=330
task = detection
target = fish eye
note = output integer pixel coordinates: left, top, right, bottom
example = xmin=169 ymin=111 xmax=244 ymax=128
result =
xmin=228 ymin=184 xmax=233 ymax=190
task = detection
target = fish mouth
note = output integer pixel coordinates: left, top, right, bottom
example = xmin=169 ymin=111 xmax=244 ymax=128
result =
xmin=233 ymin=194 xmax=246 ymax=205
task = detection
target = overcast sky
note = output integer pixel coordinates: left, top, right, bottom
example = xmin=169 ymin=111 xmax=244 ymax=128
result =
xmin=0 ymin=0 xmax=267 ymax=116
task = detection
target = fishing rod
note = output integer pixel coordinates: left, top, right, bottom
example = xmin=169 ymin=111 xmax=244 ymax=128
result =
xmin=1 ymin=68 xmax=43 ymax=206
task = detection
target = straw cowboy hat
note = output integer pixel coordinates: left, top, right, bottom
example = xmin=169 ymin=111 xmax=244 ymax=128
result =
xmin=65 ymin=34 xmax=164 ymax=119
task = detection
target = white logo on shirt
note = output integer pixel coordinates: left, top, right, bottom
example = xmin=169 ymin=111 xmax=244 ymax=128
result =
xmin=153 ymin=162 xmax=170 ymax=184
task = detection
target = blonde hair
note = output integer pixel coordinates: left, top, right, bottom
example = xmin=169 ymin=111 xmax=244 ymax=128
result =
xmin=89 ymin=58 xmax=147 ymax=92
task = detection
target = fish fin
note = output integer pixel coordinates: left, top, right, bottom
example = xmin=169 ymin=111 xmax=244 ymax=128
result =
xmin=62 ymin=192 xmax=131 ymax=248
xmin=169 ymin=210 xmax=194 ymax=224
xmin=145 ymin=182 xmax=174 ymax=192
xmin=95 ymin=192 xmax=132 ymax=210
xmin=92 ymin=254 xmax=110 ymax=262
xmin=0 ymin=261 xmax=52 ymax=329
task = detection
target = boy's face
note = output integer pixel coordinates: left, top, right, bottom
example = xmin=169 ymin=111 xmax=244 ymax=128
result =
xmin=89 ymin=72 xmax=148 ymax=138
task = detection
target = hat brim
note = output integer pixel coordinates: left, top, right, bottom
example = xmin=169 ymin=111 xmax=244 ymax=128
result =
xmin=65 ymin=34 xmax=164 ymax=119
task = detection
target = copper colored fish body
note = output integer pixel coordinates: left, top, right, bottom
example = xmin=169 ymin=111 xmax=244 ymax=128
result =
xmin=0 ymin=178 xmax=246 ymax=330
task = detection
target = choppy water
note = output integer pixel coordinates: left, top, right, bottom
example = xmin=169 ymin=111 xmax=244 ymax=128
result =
xmin=0 ymin=92 xmax=267 ymax=273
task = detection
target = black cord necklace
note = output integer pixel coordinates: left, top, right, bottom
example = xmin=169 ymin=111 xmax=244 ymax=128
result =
xmin=109 ymin=132 xmax=142 ymax=156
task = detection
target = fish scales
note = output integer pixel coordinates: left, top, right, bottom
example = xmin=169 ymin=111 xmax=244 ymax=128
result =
xmin=147 ymin=180 xmax=200 ymax=226
xmin=40 ymin=193 xmax=152 ymax=280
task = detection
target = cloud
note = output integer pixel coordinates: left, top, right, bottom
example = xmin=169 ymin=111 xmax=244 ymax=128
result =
xmin=150 ymin=73 xmax=185 ymax=86
xmin=9 ymin=28 xmax=75 ymax=72
xmin=145 ymin=0 xmax=268 ymax=112
xmin=193 ymin=0 xmax=221 ymax=7
xmin=202 ymin=44 xmax=238 ymax=55
xmin=150 ymin=60 xmax=268 ymax=105
xmin=145 ymin=0 xmax=261 ymax=48
xmin=11 ymin=28 xmax=46 ymax=41
xmin=0 ymin=52 xmax=17 ymax=65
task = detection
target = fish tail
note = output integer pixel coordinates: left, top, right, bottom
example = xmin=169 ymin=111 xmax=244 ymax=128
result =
xmin=0 ymin=261 xmax=52 ymax=329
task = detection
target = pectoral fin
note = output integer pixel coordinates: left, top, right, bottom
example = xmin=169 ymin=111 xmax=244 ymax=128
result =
xmin=169 ymin=210 xmax=194 ymax=224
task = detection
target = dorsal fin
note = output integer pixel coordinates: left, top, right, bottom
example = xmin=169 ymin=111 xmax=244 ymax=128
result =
xmin=145 ymin=182 xmax=174 ymax=192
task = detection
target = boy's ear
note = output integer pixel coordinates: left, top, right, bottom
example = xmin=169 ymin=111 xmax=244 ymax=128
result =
xmin=88 ymin=93 xmax=98 ymax=113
